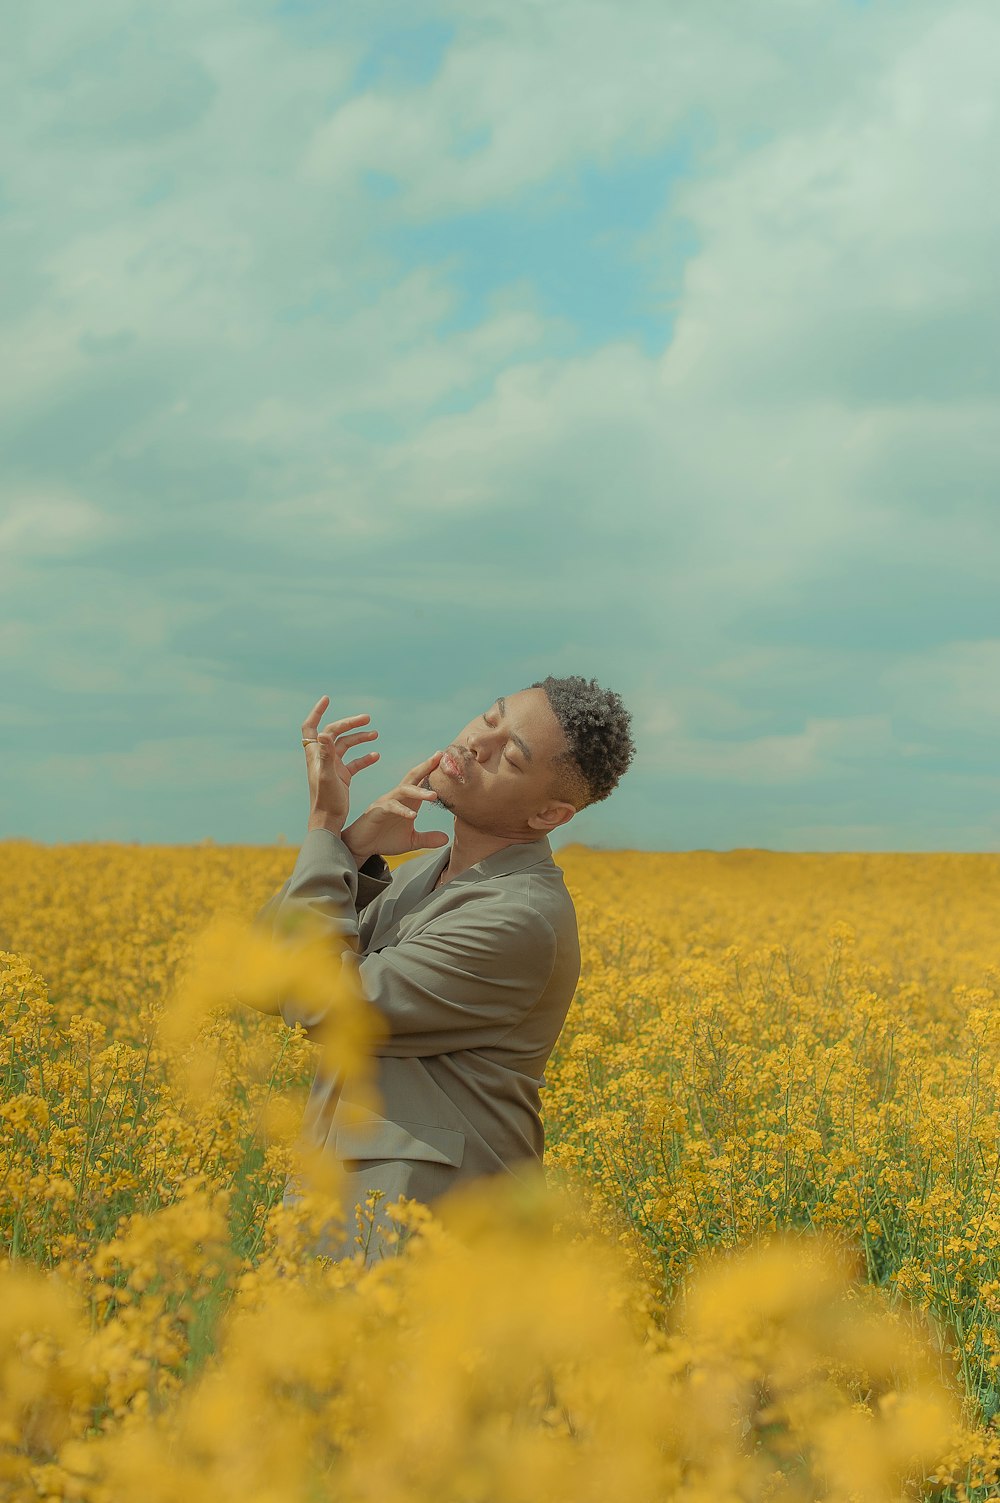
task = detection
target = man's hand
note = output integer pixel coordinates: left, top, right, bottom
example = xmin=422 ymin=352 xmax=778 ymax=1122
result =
xmin=341 ymin=751 xmax=450 ymax=862
xmin=302 ymin=696 xmax=381 ymax=835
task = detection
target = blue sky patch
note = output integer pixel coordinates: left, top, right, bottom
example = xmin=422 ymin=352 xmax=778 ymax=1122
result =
xmin=387 ymin=143 xmax=697 ymax=357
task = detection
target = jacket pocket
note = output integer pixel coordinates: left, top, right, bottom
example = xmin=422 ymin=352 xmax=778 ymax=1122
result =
xmin=335 ymin=1117 xmax=466 ymax=1168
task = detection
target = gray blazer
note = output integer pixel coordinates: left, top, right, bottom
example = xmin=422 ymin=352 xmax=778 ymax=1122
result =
xmin=254 ymin=828 xmax=581 ymax=1262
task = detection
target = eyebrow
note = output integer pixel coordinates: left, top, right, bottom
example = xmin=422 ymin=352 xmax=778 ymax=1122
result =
xmin=494 ymin=696 xmax=533 ymax=763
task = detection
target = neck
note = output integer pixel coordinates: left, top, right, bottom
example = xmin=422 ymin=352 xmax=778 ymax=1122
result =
xmin=439 ymin=819 xmax=545 ymax=882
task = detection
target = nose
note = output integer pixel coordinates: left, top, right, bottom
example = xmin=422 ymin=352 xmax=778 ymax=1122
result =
xmin=465 ymin=724 xmax=491 ymax=761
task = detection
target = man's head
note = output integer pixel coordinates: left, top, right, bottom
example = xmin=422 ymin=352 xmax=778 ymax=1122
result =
xmin=423 ymin=675 xmax=635 ymax=842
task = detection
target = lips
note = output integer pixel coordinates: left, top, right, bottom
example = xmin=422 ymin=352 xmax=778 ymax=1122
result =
xmin=440 ymin=750 xmax=467 ymax=781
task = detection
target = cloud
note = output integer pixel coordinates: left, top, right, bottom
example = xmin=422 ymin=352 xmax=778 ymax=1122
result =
xmin=2 ymin=0 xmax=997 ymax=846
xmin=300 ymin=0 xmax=928 ymax=216
xmin=0 ymin=493 xmax=110 ymax=560
xmin=639 ymin=713 xmax=910 ymax=784
xmin=663 ymin=6 xmax=1000 ymax=406
xmin=884 ymin=640 xmax=1000 ymax=732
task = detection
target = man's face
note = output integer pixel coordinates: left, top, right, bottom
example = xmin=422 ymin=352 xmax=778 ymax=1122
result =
xmin=423 ymin=686 xmax=577 ymax=839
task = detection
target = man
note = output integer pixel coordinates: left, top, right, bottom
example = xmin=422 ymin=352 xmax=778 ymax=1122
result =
xmin=254 ymin=674 xmax=635 ymax=1264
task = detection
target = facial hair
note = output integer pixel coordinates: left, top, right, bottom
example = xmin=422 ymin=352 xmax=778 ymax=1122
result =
xmin=421 ymin=772 xmax=455 ymax=815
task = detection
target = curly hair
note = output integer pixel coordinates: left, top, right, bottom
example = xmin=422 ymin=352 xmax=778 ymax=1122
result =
xmin=528 ymin=674 xmax=636 ymax=809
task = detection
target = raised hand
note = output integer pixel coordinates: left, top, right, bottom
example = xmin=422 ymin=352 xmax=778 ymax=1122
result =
xmin=301 ymin=695 xmax=381 ymax=834
xmin=341 ymin=750 xmax=450 ymax=861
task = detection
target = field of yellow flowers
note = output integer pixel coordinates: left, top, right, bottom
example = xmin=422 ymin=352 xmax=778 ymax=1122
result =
xmin=3 ymin=837 xmax=1000 ymax=1501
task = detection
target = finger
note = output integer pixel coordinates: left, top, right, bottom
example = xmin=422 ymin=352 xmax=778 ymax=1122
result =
xmin=301 ymin=694 xmax=331 ymax=737
xmin=344 ymin=751 xmax=380 ymax=776
xmin=317 ymin=728 xmax=376 ymax=754
xmin=404 ymin=749 xmax=444 ymax=782
xmin=399 ymin=784 xmax=439 ymax=802
xmin=325 ymin=728 xmax=379 ymax=753
xmin=384 ymin=800 xmax=417 ymax=819
xmin=414 ymin=831 xmax=450 ymax=850
xmin=314 ymin=712 xmax=372 ymax=740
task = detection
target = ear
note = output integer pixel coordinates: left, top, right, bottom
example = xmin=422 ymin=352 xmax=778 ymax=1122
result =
xmin=527 ymin=801 xmax=576 ymax=834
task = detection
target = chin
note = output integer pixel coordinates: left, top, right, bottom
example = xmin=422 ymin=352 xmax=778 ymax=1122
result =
xmin=422 ymin=770 xmax=456 ymax=814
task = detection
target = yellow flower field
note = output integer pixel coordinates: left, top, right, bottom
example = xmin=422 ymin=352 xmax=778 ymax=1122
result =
xmin=2 ymin=838 xmax=1000 ymax=1501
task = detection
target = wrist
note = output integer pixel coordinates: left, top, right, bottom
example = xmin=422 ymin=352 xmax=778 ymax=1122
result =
xmin=306 ymin=811 xmax=345 ymax=837
xmin=340 ymin=821 xmax=374 ymax=866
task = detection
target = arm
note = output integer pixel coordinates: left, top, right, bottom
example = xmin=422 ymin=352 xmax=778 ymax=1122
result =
xmin=251 ymin=694 xmax=394 ymax=931
xmin=254 ymin=849 xmax=391 ymax=930
xmin=258 ymin=700 xmax=442 ymax=926
xmin=258 ymin=828 xmax=557 ymax=1056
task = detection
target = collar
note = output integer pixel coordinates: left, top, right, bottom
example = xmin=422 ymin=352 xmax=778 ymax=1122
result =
xmin=428 ymin=834 xmax=553 ymax=889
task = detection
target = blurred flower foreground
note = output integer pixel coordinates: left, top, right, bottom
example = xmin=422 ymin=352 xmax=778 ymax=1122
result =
xmin=3 ymin=841 xmax=1000 ymax=1501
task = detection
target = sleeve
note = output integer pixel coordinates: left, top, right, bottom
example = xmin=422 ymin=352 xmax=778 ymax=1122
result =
xmin=254 ymin=828 xmax=557 ymax=1057
xmin=253 ymin=839 xmax=391 ymax=931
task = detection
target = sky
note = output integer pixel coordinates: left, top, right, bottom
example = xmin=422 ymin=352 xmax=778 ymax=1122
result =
xmin=2 ymin=0 xmax=999 ymax=852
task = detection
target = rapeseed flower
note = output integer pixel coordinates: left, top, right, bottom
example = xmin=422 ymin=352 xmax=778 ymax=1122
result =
xmin=3 ymin=841 xmax=1000 ymax=1496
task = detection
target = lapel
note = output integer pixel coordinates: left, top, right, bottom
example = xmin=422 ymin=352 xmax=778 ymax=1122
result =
xmin=441 ymin=835 xmax=553 ymax=887
xmin=376 ymin=848 xmax=448 ymax=924
xmin=366 ymin=837 xmax=553 ymax=950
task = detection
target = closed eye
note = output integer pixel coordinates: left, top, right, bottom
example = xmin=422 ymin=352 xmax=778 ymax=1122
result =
xmin=484 ymin=713 xmax=523 ymax=771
